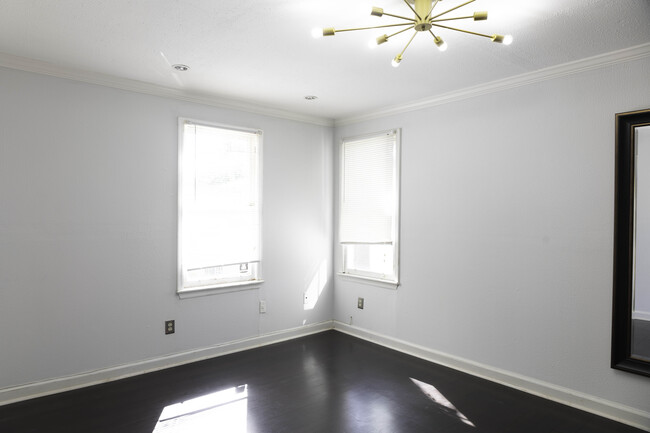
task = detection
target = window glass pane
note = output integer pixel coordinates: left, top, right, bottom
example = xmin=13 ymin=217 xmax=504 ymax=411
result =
xmin=179 ymin=121 xmax=261 ymax=291
xmin=343 ymin=244 xmax=395 ymax=280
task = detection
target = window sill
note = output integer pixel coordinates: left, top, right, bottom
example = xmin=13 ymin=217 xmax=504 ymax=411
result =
xmin=337 ymin=273 xmax=399 ymax=290
xmin=177 ymin=279 xmax=264 ymax=299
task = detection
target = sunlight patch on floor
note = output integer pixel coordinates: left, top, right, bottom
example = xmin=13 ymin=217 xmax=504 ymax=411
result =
xmin=410 ymin=378 xmax=475 ymax=427
xmin=153 ymin=385 xmax=248 ymax=433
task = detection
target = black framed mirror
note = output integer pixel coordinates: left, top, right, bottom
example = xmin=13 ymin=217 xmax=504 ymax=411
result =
xmin=612 ymin=108 xmax=650 ymax=377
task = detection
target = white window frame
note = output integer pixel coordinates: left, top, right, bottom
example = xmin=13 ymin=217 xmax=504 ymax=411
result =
xmin=177 ymin=118 xmax=263 ymax=298
xmin=338 ymin=129 xmax=401 ymax=289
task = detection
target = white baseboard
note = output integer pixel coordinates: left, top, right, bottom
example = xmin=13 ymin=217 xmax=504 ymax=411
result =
xmin=4 ymin=320 xmax=649 ymax=431
xmin=333 ymin=321 xmax=650 ymax=432
xmin=0 ymin=320 xmax=334 ymax=406
xmin=633 ymin=310 xmax=650 ymax=321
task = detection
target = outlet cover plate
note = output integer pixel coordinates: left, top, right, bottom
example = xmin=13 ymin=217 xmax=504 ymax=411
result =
xmin=165 ymin=320 xmax=175 ymax=335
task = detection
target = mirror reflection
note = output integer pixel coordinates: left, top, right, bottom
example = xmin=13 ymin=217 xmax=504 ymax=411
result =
xmin=633 ymin=125 xmax=650 ymax=362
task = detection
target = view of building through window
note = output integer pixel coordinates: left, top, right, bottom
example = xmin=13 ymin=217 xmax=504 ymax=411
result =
xmin=178 ymin=120 xmax=262 ymax=293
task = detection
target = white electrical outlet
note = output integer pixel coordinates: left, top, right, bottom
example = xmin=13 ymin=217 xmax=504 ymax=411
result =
xmin=303 ymin=292 xmax=309 ymax=305
xmin=259 ymin=300 xmax=267 ymax=314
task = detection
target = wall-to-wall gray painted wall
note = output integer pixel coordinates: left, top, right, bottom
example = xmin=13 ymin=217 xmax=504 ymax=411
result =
xmin=1 ymin=53 xmax=650 ymax=421
xmin=0 ymin=66 xmax=334 ymax=390
xmin=333 ymin=57 xmax=650 ymax=414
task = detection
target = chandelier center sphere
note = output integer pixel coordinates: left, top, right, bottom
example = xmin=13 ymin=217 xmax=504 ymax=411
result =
xmin=415 ymin=21 xmax=432 ymax=32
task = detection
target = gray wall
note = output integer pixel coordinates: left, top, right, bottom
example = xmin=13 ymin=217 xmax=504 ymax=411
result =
xmin=0 ymin=67 xmax=334 ymax=389
xmin=333 ymin=57 xmax=650 ymax=414
xmin=2 ymin=53 xmax=650 ymax=420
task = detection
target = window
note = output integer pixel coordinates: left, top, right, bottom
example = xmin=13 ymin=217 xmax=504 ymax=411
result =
xmin=339 ymin=129 xmax=400 ymax=286
xmin=178 ymin=119 xmax=262 ymax=296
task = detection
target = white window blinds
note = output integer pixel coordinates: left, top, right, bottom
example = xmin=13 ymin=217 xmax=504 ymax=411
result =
xmin=340 ymin=131 xmax=398 ymax=244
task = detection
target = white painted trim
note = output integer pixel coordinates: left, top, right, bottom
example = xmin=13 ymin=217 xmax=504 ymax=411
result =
xmin=2 ymin=43 xmax=648 ymax=128
xmin=633 ymin=310 xmax=650 ymax=321
xmin=176 ymin=280 xmax=262 ymax=299
xmin=0 ymin=52 xmax=334 ymax=127
xmin=337 ymin=273 xmax=399 ymax=290
xmin=0 ymin=321 xmax=334 ymax=407
xmin=4 ymin=320 xmax=649 ymax=430
xmin=336 ymin=42 xmax=650 ymax=126
xmin=332 ymin=321 xmax=650 ymax=432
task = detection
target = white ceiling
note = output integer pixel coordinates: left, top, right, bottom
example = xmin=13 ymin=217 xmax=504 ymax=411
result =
xmin=0 ymin=0 xmax=648 ymax=122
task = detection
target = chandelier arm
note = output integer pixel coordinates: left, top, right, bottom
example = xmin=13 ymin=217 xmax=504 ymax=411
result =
xmin=430 ymin=0 xmax=476 ymax=20
xmin=387 ymin=26 xmax=415 ymax=39
xmin=382 ymin=12 xmax=416 ymax=22
xmin=431 ymin=22 xmax=492 ymax=39
xmin=427 ymin=0 xmax=442 ymax=20
xmin=402 ymin=0 xmax=423 ymax=21
xmin=335 ymin=22 xmax=415 ymax=33
xmin=398 ymin=31 xmax=419 ymax=58
xmin=431 ymin=15 xmax=475 ymax=23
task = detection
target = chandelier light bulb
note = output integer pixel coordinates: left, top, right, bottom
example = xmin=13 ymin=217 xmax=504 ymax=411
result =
xmin=391 ymin=55 xmax=402 ymax=68
xmin=311 ymin=27 xmax=323 ymax=39
xmin=434 ymin=36 xmax=447 ymax=52
xmin=491 ymin=34 xmax=512 ymax=44
xmin=368 ymin=38 xmax=378 ymax=49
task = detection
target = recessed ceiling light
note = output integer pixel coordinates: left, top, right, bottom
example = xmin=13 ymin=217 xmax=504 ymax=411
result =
xmin=304 ymin=95 xmax=318 ymax=100
xmin=172 ymin=64 xmax=190 ymax=72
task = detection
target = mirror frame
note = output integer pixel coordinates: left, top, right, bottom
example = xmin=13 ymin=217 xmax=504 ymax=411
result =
xmin=612 ymin=108 xmax=650 ymax=377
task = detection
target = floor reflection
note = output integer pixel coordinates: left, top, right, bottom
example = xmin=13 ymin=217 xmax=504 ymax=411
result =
xmin=343 ymin=387 xmax=397 ymax=432
xmin=631 ymin=319 xmax=650 ymax=361
xmin=152 ymin=385 xmax=248 ymax=433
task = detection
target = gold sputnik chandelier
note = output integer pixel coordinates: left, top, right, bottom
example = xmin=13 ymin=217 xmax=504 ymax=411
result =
xmin=313 ymin=0 xmax=512 ymax=67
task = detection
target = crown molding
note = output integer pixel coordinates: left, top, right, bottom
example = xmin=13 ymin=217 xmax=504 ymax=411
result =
xmin=335 ymin=42 xmax=650 ymax=127
xmin=0 ymin=52 xmax=334 ymax=127
xmin=2 ymin=42 xmax=648 ymax=130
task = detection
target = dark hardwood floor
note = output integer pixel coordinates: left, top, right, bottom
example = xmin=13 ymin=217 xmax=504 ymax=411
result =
xmin=0 ymin=330 xmax=645 ymax=433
